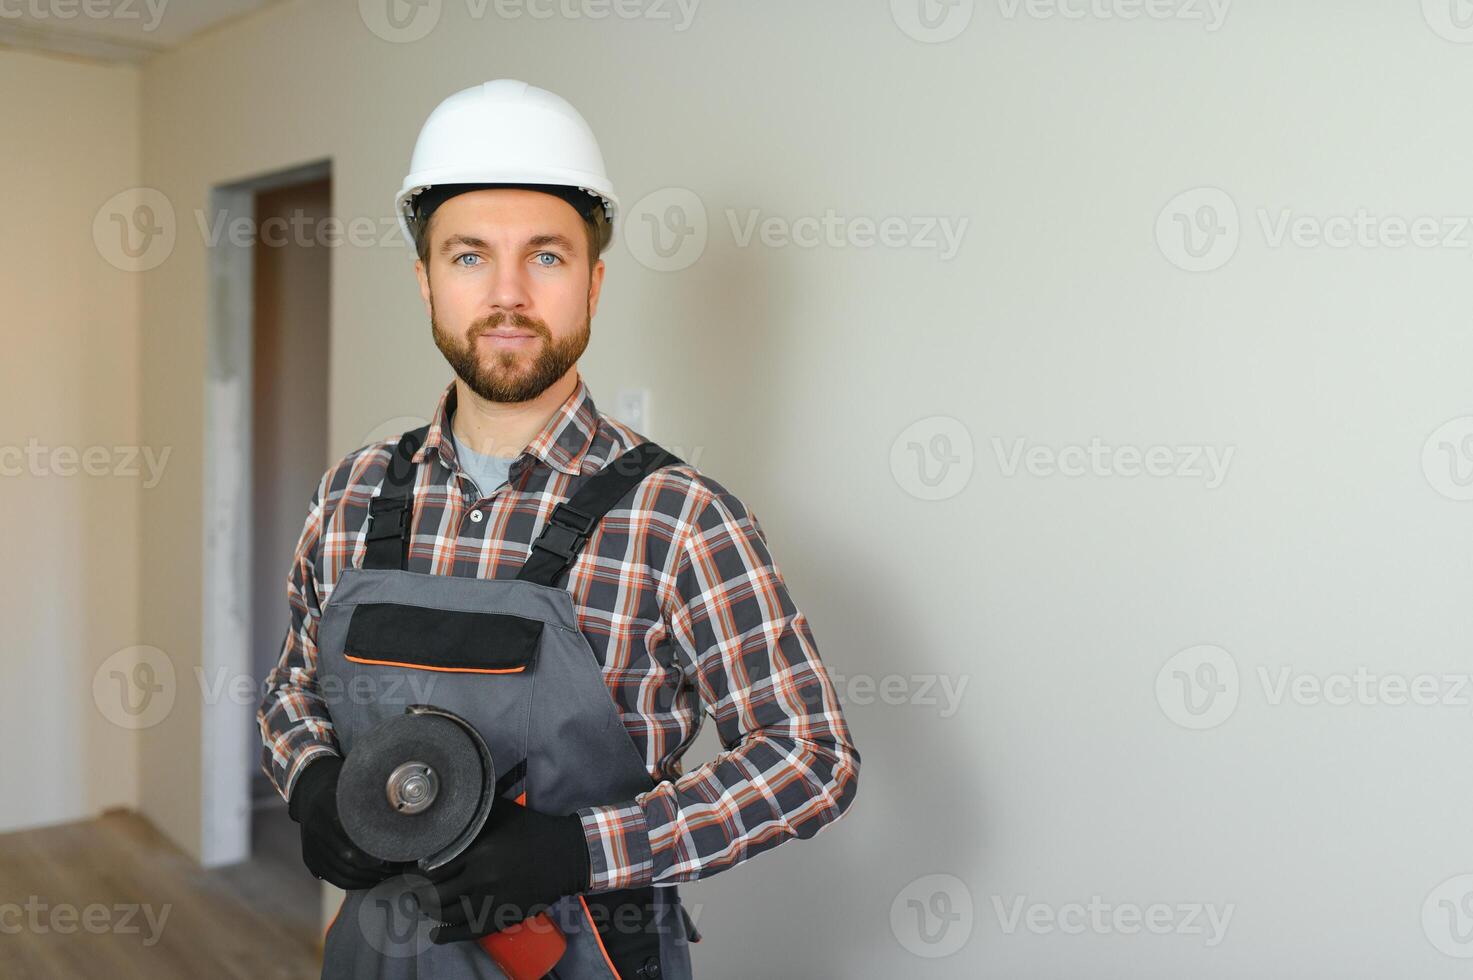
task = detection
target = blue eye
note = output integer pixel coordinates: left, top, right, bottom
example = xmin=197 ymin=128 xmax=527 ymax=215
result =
xmin=534 ymin=252 xmax=562 ymax=267
xmin=454 ymin=253 xmax=480 ymax=267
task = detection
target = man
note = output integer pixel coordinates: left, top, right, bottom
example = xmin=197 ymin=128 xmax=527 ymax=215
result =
xmin=256 ymin=79 xmax=859 ymax=979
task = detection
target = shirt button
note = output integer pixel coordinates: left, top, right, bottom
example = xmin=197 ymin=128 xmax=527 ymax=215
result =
xmin=468 ymin=510 xmax=484 ymax=523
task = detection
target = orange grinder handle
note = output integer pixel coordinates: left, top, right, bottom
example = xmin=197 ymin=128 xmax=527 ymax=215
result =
xmin=476 ymin=913 xmax=567 ymax=980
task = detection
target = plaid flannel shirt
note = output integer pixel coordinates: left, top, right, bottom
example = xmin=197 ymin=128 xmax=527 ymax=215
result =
xmin=256 ymin=375 xmax=860 ymax=890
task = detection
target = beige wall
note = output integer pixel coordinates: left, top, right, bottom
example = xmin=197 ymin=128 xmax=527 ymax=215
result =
xmin=120 ymin=0 xmax=1473 ymax=975
xmin=0 ymin=50 xmax=142 ymax=832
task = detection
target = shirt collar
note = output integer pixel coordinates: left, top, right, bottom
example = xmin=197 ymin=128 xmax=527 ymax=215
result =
xmin=418 ymin=375 xmax=601 ymax=478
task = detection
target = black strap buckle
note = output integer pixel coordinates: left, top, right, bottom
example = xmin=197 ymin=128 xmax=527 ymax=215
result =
xmin=530 ymin=502 xmax=596 ymax=562
xmin=364 ymin=496 xmax=410 ymax=542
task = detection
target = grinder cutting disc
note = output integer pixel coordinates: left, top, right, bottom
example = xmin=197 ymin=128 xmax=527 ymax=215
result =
xmin=337 ymin=708 xmax=495 ymax=866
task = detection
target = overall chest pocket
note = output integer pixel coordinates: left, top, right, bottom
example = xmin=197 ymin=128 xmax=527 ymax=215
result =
xmin=343 ymin=602 xmax=543 ymax=674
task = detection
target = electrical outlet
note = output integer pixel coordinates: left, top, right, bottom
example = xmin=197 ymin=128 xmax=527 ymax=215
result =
xmin=615 ymin=387 xmax=651 ymax=432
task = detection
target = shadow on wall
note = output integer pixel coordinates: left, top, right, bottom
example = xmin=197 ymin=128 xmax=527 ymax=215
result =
xmin=614 ymin=178 xmax=800 ymax=486
xmin=677 ymin=525 xmax=986 ymax=977
xmin=607 ymin=184 xmax=987 ymax=973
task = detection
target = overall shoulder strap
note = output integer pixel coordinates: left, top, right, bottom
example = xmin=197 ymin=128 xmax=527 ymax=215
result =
xmin=362 ymin=425 xmax=430 ymax=570
xmin=517 ymin=442 xmax=685 ymax=587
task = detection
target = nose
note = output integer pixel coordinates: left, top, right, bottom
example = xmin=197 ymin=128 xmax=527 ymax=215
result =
xmin=483 ymin=257 xmax=532 ymax=318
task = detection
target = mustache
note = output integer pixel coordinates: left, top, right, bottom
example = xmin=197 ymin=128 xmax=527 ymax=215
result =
xmin=468 ymin=311 xmax=548 ymax=338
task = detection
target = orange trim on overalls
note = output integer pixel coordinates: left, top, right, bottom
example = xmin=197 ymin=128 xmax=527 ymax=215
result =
xmin=343 ymin=653 xmax=527 ymax=674
xmin=578 ymin=894 xmax=623 ymax=979
xmin=325 ymin=892 xmax=345 ymax=938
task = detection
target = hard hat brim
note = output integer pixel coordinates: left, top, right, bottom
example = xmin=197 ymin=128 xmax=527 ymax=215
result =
xmin=395 ymin=166 xmax=619 ymax=253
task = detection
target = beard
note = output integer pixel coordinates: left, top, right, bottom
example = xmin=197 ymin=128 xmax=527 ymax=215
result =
xmin=431 ymin=300 xmax=590 ymax=404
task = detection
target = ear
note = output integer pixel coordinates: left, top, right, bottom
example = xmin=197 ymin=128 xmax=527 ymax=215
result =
xmin=586 ymin=258 xmax=605 ymax=319
xmin=415 ymin=258 xmax=432 ymax=318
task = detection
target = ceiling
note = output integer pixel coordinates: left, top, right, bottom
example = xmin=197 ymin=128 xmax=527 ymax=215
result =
xmin=0 ymin=0 xmax=280 ymax=64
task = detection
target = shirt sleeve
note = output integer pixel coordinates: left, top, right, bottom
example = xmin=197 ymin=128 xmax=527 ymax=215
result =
xmin=577 ymin=482 xmax=860 ymax=891
xmin=257 ymin=475 xmax=342 ymax=803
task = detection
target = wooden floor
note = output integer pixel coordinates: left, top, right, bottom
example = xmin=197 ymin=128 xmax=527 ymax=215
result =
xmin=0 ymin=806 xmax=322 ymax=979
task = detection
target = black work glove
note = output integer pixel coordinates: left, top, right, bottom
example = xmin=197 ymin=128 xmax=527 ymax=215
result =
xmin=421 ymin=802 xmax=591 ymax=944
xmin=290 ymin=755 xmax=413 ymax=890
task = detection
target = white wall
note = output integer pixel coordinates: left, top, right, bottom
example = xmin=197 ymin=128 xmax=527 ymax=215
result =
xmin=129 ymin=1 xmax=1473 ymax=976
xmin=0 ymin=50 xmax=142 ymax=834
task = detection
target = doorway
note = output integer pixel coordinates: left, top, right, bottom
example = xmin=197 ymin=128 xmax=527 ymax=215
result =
xmin=200 ymin=161 xmax=331 ymax=935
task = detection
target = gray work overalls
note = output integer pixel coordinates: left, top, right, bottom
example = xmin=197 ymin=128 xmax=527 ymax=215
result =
xmin=315 ymin=426 xmax=698 ymax=979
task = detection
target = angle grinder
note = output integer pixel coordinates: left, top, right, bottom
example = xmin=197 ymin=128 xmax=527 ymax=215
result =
xmin=337 ymin=704 xmax=567 ymax=979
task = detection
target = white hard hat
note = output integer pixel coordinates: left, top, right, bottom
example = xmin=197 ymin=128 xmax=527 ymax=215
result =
xmin=395 ymin=79 xmax=618 ymax=251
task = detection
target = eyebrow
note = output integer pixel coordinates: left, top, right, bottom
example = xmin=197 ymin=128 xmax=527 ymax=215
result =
xmin=438 ymin=233 xmax=580 ymax=255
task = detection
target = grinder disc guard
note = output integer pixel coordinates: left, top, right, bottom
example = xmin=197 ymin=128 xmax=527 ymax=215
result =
xmin=337 ymin=707 xmax=495 ymax=868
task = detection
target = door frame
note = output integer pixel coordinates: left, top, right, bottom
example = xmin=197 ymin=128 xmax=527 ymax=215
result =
xmin=200 ymin=158 xmax=331 ymax=867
